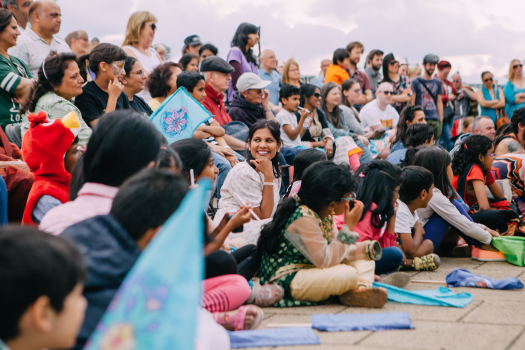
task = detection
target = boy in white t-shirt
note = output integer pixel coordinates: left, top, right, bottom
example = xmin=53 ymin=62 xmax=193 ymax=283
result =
xmin=360 ymin=82 xmax=400 ymax=130
xmin=396 ymin=166 xmax=439 ymax=270
xmin=275 ymin=84 xmax=311 ymax=148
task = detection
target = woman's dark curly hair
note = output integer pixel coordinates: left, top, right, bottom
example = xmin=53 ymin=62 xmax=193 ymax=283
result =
xmin=21 ymin=52 xmax=79 ymax=114
xmin=147 ymin=62 xmax=181 ymax=98
xmin=355 ymin=160 xmax=402 ymax=229
xmin=258 ymin=161 xmax=356 ymax=254
xmin=451 ymin=134 xmax=493 ymax=176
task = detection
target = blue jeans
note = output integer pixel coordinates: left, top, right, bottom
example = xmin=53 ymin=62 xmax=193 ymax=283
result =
xmin=223 ymin=121 xmax=249 ymax=143
xmin=423 ymin=199 xmax=483 ymax=251
xmin=212 ymin=151 xmax=245 ymax=201
xmin=0 ymin=176 xmax=7 ymax=225
xmin=375 ymin=246 xmax=404 ymax=275
xmin=281 ymin=147 xmax=305 ymax=166
xmin=438 ymin=117 xmax=454 ymax=151
xmin=355 ymin=140 xmax=373 ymax=164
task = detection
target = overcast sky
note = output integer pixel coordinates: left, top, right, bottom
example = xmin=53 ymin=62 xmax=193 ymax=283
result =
xmin=56 ymin=0 xmax=524 ymax=84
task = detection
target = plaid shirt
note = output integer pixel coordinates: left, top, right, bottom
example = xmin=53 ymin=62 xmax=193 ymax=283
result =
xmin=8 ymin=28 xmax=70 ymax=77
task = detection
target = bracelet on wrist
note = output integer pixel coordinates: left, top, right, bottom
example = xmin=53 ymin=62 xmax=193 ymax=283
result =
xmin=263 ymin=182 xmax=274 ymax=186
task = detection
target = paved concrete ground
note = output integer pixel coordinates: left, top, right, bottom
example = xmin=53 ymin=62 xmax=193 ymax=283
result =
xmin=240 ymin=258 xmax=525 ymax=350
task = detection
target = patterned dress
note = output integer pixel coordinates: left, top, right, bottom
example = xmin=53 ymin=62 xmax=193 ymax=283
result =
xmin=259 ymin=205 xmax=334 ymax=307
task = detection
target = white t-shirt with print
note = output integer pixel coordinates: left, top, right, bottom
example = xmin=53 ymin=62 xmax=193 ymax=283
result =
xmin=395 ymin=200 xmax=419 ymax=234
xmin=360 ymin=99 xmax=400 ymax=129
xmin=276 ymin=108 xmax=302 ymax=148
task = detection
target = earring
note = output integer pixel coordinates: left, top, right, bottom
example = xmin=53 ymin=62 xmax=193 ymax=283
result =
xmin=123 ymin=81 xmax=127 ymax=85
xmin=331 ymin=209 xmax=335 ymax=215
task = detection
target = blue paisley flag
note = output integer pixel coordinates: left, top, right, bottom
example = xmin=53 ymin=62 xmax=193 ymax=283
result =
xmin=84 ymin=180 xmax=211 ymax=350
xmin=149 ymin=87 xmax=212 ymax=144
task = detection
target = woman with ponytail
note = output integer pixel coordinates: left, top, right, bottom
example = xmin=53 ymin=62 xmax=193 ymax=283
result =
xmin=74 ymin=43 xmax=129 ymax=127
xmin=259 ymin=161 xmax=387 ymax=308
xmin=20 ymin=52 xmax=91 ymax=145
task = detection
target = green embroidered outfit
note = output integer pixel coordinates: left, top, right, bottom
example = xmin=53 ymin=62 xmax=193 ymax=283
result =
xmin=259 ymin=205 xmax=334 ymax=307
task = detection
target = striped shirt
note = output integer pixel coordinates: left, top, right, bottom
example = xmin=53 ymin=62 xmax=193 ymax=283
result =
xmin=0 ymin=54 xmax=32 ymax=129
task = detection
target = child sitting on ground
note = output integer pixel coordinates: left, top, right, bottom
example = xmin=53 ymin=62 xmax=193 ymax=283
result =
xmin=276 ymin=84 xmax=311 ymax=149
xmin=0 ymin=226 xmax=86 ymax=350
xmin=259 ymin=161 xmax=387 ymax=308
xmin=22 ymin=111 xmax=81 ymax=225
xmin=396 ymin=166 xmax=441 ymax=270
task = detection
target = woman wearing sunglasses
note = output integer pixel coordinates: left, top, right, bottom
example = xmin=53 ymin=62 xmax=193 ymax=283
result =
xmin=121 ymin=56 xmax=153 ymax=117
xmin=503 ymin=59 xmax=525 ymax=119
xmin=381 ymin=53 xmax=412 ymax=114
xmin=122 ymin=11 xmax=162 ymax=102
xmin=476 ymin=71 xmax=505 ymax=126
xmin=75 ymin=43 xmax=129 ymax=127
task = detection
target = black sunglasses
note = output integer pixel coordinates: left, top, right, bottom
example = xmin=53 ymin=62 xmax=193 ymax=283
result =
xmin=483 ymin=77 xmax=493 ymax=83
xmin=148 ymin=23 xmax=157 ymax=31
xmin=314 ymin=92 xmax=321 ymax=98
xmin=514 ymin=64 xmax=523 ymax=69
xmin=379 ymin=91 xmax=394 ymax=95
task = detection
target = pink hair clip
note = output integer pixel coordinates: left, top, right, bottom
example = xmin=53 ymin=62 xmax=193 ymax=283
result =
xmin=359 ymin=172 xmax=365 ymax=178
xmin=464 ymin=144 xmax=468 ymax=149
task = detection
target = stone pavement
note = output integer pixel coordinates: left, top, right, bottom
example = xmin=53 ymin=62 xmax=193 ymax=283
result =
xmin=239 ymin=258 xmax=525 ymax=350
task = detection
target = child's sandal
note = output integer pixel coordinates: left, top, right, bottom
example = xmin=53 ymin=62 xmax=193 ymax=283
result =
xmin=249 ymin=283 xmax=285 ymax=307
xmin=412 ymin=253 xmax=441 ymax=271
xmin=213 ymin=305 xmax=264 ymax=331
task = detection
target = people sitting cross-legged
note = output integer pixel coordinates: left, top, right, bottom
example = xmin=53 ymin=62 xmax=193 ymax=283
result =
xmin=354 ymin=160 xmax=438 ymax=274
xmin=20 ymin=52 xmax=92 ymax=146
xmin=177 ymin=71 xmax=244 ymax=200
xmin=451 ymin=135 xmax=519 ymax=241
xmin=21 ymin=111 xmax=81 ymax=225
xmin=39 ymin=110 xmax=161 ymax=235
xmin=214 ymin=120 xmax=282 ymax=245
xmin=259 ymin=161 xmax=387 ymax=308
xmin=395 ymin=166 xmax=441 ymax=270
xmin=387 ymin=123 xmax=434 ymax=165
xmin=403 ymin=146 xmax=500 ymax=257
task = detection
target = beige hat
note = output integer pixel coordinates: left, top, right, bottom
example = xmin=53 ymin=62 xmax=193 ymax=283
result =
xmin=236 ymin=72 xmax=271 ymax=91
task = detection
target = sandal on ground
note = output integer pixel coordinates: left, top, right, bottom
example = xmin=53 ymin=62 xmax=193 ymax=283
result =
xmin=380 ymin=272 xmax=411 ymax=288
xmin=411 ymin=253 xmax=441 ymax=271
xmin=339 ymin=287 xmax=388 ymax=308
xmin=247 ymin=283 xmax=284 ymax=307
xmin=213 ymin=305 xmax=264 ymax=331
xmin=452 ymin=244 xmax=472 ymax=258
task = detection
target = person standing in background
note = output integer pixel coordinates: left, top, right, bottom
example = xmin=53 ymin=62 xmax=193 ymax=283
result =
xmin=153 ymin=43 xmax=169 ymax=61
xmin=258 ymin=49 xmax=281 ymax=114
xmin=2 ymin=0 xmax=32 ymax=32
xmin=410 ymin=54 xmax=443 ymax=141
xmin=381 ymin=53 xmax=411 ymax=114
xmin=182 ymin=35 xmax=202 ymax=56
xmin=226 ymin=23 xmax=259 ymax=104
xmin=398 ymin=63 xmax=408 ymax=77
xmin=310 ymin=58 xmax=330 ymax=88
xmin=504 ymin=59 xmax=525 ymax=118
xmin=435 ymin=60 xmax=456 ymax=151
xmin=282 ymin=58 xmax=301 ymax=88
xmin=122 ymin=11 xmax=162 ymax=102
xmin=451 ymin=72 xmax=477 ymax=138
xmin=345 ymin=41 xmax=372 ymax=105
xmin=199 ymin=43 xmax=218 ymax=62
xmin=364 ymin=49 xmax=383 ymax=98
xmin=476 ymin=71 xmax=505 ymax=127
xmin=9 ymin=0 xmax=70 ymax=77
xmin=65 ymin=30 xmax=89 ymax=57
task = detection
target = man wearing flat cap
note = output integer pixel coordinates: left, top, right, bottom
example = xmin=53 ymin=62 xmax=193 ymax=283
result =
xmin=201 ymin=56 xmax=247 ymax=150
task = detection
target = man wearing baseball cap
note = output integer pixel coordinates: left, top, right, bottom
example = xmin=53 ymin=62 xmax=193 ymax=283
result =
xmin=200 ymin=56 xmax=248 ymax=150
xmin=182 ymin=35 xmax=202 ymax=55
xmin=228 ymin=72 xmax=276 ymax=128
xmin=411 ymin=54 xmax=444 ymax=140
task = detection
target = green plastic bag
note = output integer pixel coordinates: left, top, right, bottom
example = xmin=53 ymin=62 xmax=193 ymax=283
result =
xmin=491 ymin=236 xmax=525 ymax=266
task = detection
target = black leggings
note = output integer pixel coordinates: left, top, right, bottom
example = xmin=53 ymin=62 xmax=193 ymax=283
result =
xmin=205 ymin=244 xmax=261 ymax=281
